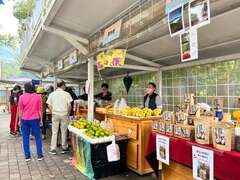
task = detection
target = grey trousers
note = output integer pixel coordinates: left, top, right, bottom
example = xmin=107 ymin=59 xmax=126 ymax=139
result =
xmin=51 ymin=115 xmax=69 ymax=150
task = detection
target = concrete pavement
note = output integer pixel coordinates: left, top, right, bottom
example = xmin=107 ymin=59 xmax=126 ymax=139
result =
xmin=0 ymin=113 xmax=156 ymax=180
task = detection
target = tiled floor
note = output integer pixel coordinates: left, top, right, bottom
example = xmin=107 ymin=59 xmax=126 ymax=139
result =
xmin=0 ymin=113 xmax=157 ymax=180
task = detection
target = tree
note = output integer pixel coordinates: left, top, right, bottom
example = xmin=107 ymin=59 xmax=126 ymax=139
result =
xmin=13 ymin=0 xmax=35 ymax=40
xmin=0 ymin=34 xmax=18 ymax=49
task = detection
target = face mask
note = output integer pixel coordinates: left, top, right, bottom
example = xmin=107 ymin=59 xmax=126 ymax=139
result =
xmin=147 ymin=88 xmax=154 ymax=94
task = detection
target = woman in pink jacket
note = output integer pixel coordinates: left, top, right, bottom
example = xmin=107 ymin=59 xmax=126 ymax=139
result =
xmin=18 ymin=82 xmax=43 ymax=161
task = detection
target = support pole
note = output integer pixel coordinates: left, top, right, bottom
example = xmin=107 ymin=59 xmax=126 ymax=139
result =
xmin=158 ymin=70 xmax=163 ymax=107
xmin=87 ymin=58 xmax=94 ymax=121
xmin=53 ymin=74 xmax=57 ymax=90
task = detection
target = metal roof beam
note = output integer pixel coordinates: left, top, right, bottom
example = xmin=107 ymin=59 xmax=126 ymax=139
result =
xmin=42 ymin=25 xmax=89 ymax=45
xmin=120 ymin=64 xmax=159 ymax=71
xmin=65 ymin=37 xmax=88 ymax=55
xmin=126 ymin=53 xmax=161 ymax=67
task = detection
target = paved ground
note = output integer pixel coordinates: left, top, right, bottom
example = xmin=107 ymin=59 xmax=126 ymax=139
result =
xmin=0 ymin=113 xmax=157 ymax=180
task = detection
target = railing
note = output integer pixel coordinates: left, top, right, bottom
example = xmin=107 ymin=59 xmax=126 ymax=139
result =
xmin=20 ymin=0 xmax=53 ymax=59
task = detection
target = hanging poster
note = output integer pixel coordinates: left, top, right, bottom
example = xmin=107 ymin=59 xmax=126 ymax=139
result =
xmin=69 ymin=50 xmax=78 ymax=65
xmin=168 ymin=5 xmax=185 ymax=37
xmin=102 ymin=19 xmax=122 ymax=45
xmin=156 ymin=134 xmax=170 ymax=165
xmin=96 ymin=49 xmax=126 ymax=70
xmin=189 ymin=0 xmax=210 ymax=29
xmin=96 ymin=52 xmax=107 ymax=70
xmin=57 ymin=59 xmax=63 ymax=70
xmin=192 ymin=146 xmax=214 ymax=180
xmin=105 ymin=49 xmax=126 ymax=68
xmin=165 ymin=0 xmax=189 ymax=14
xmin=180 ymin=29 xmax=198 ymax=62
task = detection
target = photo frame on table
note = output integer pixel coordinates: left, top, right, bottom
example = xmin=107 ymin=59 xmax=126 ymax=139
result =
xmin=189 ymin=0 xmax=210 ymax=29
xmin=168 ymin=5 xmax=185 ymax=37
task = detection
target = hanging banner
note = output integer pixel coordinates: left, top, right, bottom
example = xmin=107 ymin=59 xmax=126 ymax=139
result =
xmin=168 ymin=5 xmax=185 ymax=37
xmin=69 ymin=50 xmax=78 ymax=65
xmin=180 ymin=29 xmax=198 ymax=62
xmin=156 ymin=134 xmax=170 ymax=165
xmin=57 ymin=60 xmax=63 ymax=70
xmin=165 ymin=0 xmax=189 ymax=14
xmin=96 ymin=49 xmax=126 ymax=70
xmin=189 ymin=0 xmax=210 ymax=29
xmin=102 ymin=19 xmax=122 ymax=45
xmin=105 ymin=49 xmax=126 ymax=67
xmin=192 ymin=146 xmax=214 ymax=180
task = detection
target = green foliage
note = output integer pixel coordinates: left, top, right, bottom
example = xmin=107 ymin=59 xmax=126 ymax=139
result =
xmin=13 ymin=0 xmax=35 ymax=40
xmin=0 ymin=34 xmax=18 ymax=49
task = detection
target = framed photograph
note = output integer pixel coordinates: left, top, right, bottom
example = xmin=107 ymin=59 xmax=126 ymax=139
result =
xmin=189 ymin=0 xmax=210 ymax=29
xmin=168 ymin=5 xmax=185 ymax=37
xmin=180 ymin=29 xmax=198 ymax=62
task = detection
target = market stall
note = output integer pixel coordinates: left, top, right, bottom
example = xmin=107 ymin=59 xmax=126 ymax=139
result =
xmin=19 ymin=0 xmax=240 ymax=179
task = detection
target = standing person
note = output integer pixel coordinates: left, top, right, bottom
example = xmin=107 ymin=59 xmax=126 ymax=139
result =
xmin=37 ymin=86 xmax=48 ymax=140
xmin=95 ymin=83 xmax=112 ymax=101
xmin=9 ymin=85 xmax=22 ymax=135
xmin=18 ymin=82 xmax=43 ymax=161
xmin=65 ymin=87 xmax=78 ymax=117
xmin=143 ymin=82 xmax=162 ymax=110
xmin=47 ymin=80 xmax=73 ymax=155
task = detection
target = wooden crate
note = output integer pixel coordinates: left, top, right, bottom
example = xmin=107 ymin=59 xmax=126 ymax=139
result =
xmin=212 ymin=122 xmax=235 ymax=151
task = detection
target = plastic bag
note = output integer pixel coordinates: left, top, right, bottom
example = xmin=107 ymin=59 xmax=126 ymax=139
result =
xmin=113 ymin=99 xmax=120 ymax=114
xmin=118 ymin=98 xmax=127 ymax=112
xmin=106 ymin=136 xmax=120 ymax=162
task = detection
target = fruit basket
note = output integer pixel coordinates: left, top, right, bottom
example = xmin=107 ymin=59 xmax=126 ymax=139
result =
xmin=68 ymin=117 xmax=113 ymax=144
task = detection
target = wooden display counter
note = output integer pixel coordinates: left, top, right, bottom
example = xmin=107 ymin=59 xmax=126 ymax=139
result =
xmin=106 ymin=114 xmax=162 ymax=175
xmin=78 ymin=108 xmax=105 ymax=121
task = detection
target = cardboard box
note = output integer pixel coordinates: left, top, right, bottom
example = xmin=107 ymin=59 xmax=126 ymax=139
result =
xmin=181 ymin=125 xmax=195 ymax=141
xmin=158 ymin=120 xmax=166 ymax=134
xmin=174 ymin=124 xmax=182 ymax=138
xmin=195 ymin=119 xmax=212 ymax=144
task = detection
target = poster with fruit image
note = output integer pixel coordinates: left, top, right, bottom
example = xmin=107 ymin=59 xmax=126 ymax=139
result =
xmin=96 ymin=49 xmax=126 ymax=70
xmin=180 ymin=29 xmax=198 ymax=62
xmin=156 ymin=134 xmax=170 ymax=165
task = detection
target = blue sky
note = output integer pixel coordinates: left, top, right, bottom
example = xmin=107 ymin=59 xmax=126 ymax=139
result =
xmin=169 ymin=6 xmax=183 ymax=23
xmin=0 ymin=0 xmax=18 ymax=35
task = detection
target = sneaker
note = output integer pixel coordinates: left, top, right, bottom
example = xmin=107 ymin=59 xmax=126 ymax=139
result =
xmin=61 ymin=148 xmax=70 ymax=154
xmin=38 ymin=156 xmax=44 ymax=161
xmin=49 ymin=150 xmax=57 ymax=155
xmin=25 ymin=158 xmax=31 ymax=162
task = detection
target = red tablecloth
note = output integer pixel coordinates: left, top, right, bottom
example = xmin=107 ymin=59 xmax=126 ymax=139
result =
xmin=145 ymin=131 xmax=240 ymax=180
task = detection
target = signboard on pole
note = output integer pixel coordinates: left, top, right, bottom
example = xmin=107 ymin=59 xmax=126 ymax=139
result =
xmin=180 ymin=29 xmax=198 ymax=62
xmin=192 ymin=146 xmax=214 ymax=180
xmin=156 ymin=134 xmax=170 ymax=165
xmin=102 ymin=19 xmax=122 ymax=45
